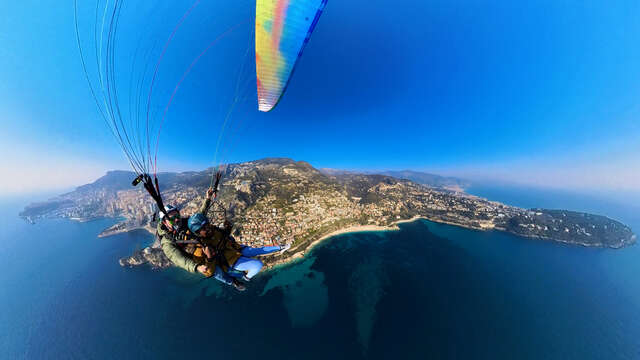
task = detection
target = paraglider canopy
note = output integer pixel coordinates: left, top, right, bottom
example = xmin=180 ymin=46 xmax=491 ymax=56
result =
xmin=255 ymin=0 xmax=327 ymax=112
xmin=74 ymin=0 xmax=327 ymax=213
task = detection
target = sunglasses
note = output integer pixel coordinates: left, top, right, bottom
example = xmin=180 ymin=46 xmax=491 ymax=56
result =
xmin=165 ymin=211 xmax=180 ymax=222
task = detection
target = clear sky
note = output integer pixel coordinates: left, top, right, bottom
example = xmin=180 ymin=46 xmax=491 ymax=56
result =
xmin=1 ymin=0 xmax=638 ymax=194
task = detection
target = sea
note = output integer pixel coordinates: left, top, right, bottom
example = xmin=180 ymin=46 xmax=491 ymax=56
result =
xmin=1 ymin=185 xmax=639 ymax=360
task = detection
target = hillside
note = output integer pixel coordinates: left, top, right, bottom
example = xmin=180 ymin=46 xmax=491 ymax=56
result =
xmin=21 ymin=158 xmax=637 ymax=268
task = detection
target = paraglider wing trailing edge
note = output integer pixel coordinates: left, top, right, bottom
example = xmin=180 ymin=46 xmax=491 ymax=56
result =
xmin=255 ymin=0 xmax=327 ymax=112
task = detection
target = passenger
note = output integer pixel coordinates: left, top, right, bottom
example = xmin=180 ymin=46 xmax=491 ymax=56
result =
xmin=156 ymin=188 xmax=245 ymax=291
xmin=188 ymin=213 xmax=291 ymax=285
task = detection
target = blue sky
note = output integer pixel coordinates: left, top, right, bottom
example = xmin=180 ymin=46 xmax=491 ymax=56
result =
xmin=0 ymin=0 xmax=638 ymax=194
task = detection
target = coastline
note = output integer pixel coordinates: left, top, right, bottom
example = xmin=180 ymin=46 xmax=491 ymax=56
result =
xmin=265 ymin=216 xmax=423 ymax=270
xmin=114 ymin=216 xmax=425 ymax=271
xmin=98 ymin=221 xmax=155 ymax=238
xmin=109 ymin=212 xmax=636 ymax=272
xmin=264 ymin=213 xmax=638 ymax=270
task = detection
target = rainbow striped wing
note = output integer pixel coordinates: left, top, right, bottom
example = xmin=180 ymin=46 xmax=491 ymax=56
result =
xmin=255 ymin=0 xmax=327 ymax=112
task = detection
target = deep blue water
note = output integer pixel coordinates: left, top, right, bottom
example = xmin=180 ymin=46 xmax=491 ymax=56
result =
xmin=1 ymin=188 xmax=639 ymax=359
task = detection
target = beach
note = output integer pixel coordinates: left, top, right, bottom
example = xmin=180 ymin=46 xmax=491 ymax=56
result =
xmin=266 ymin=217 xmax=427 ymax=269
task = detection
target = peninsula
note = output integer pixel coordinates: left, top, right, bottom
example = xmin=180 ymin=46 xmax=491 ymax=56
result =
xmin=20 ymin=158 xmax=637 ymax=269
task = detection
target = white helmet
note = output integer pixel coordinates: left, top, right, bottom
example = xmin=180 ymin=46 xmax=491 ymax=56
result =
xmin=159 ymin=205 xmax=179 ymax=220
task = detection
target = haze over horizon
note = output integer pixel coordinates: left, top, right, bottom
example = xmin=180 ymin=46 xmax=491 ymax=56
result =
xmin=1 ymin=0 xmax=638 ymax=195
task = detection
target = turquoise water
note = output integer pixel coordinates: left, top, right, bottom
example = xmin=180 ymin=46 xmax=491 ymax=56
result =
xmin=1 ymin=188 xmax=639 ymax=359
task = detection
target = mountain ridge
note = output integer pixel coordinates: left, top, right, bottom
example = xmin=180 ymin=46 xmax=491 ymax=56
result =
xmin=319 ymin=168 xmax=470 ymax=190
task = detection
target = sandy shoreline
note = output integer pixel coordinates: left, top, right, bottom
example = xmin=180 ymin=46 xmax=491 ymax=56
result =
xmin=266 ymin=216 xmax=425 ymax=270
xmin=112 ymin=216 xmax=427 ymax=270
xmin=113 ymin=212 xmax=634 ymax=272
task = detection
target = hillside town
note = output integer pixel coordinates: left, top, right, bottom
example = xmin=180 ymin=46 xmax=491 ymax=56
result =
xmin=20 ymin=159 xmax=637 ymax=269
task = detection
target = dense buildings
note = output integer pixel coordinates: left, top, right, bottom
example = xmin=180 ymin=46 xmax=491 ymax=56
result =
xmin=21 ymin=159 xmax=637 ymax=269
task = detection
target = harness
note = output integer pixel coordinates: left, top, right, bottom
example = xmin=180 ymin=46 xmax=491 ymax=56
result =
xmin=145 ymin=170 xmax=240 ymax=277
xmin=196 ymin=226 xmax=234 ymax=271
xmin=161 ymin=223 xmax=235 ymax=272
